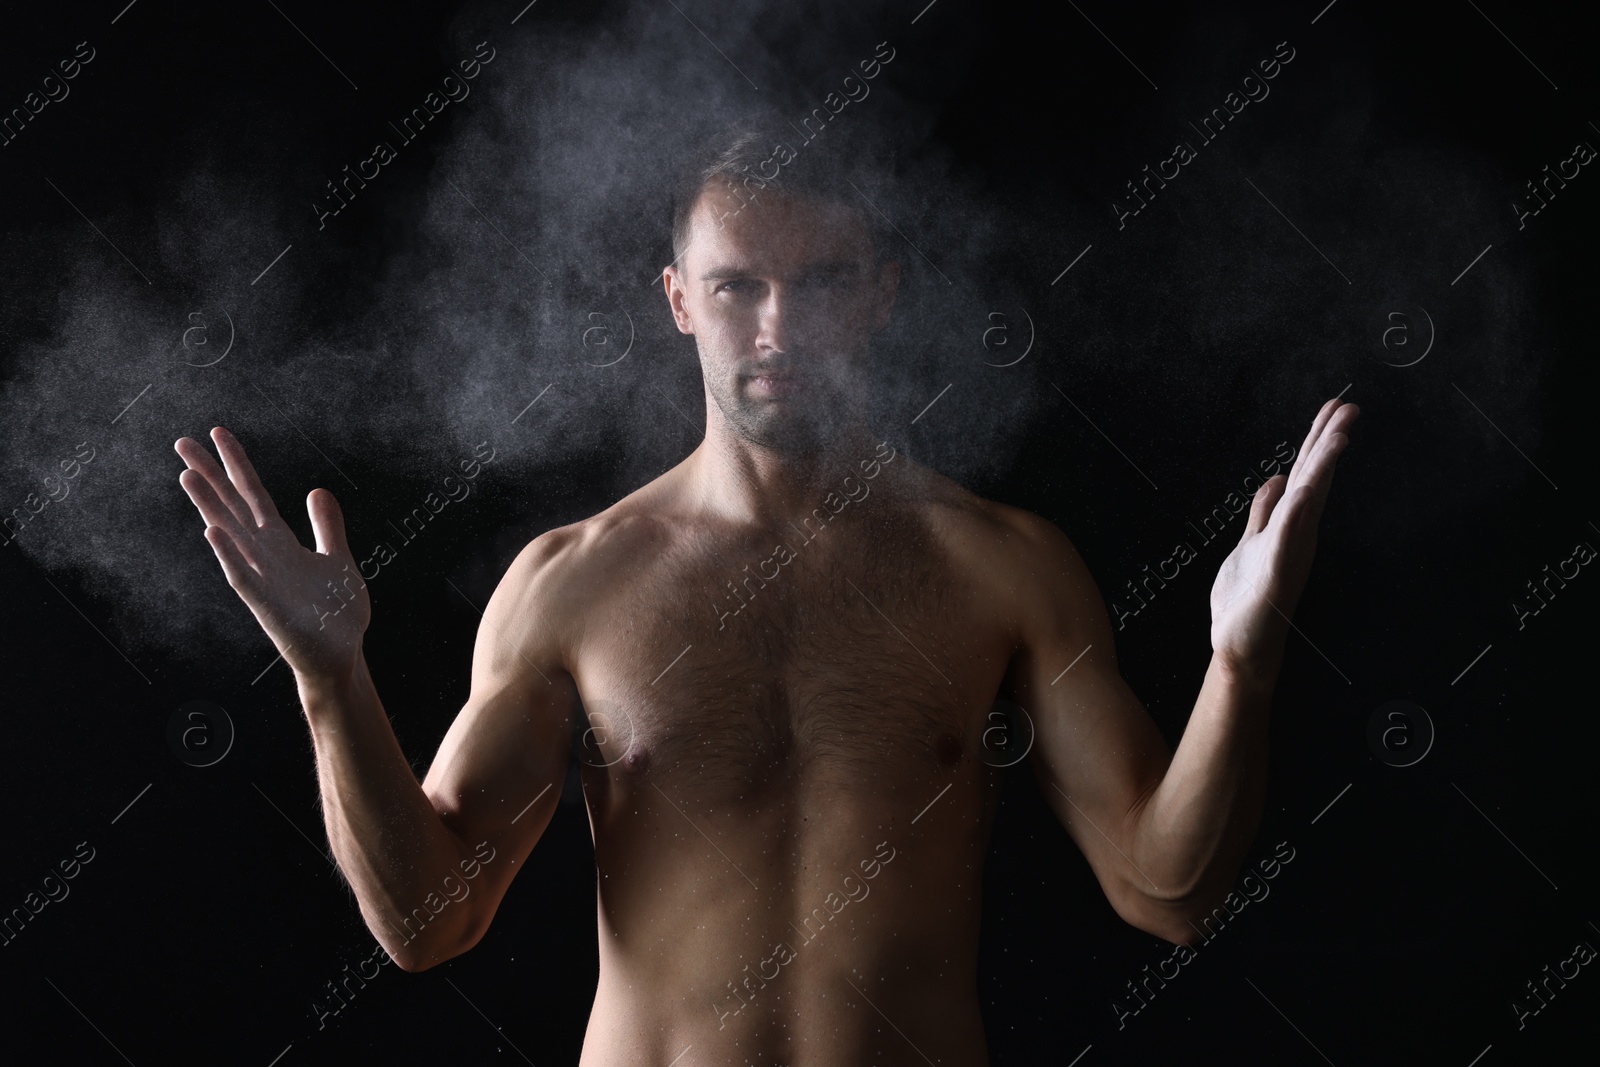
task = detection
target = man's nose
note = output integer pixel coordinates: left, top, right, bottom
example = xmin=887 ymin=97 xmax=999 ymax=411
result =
xmin=755 ymin=288 xmax=795 ymax=353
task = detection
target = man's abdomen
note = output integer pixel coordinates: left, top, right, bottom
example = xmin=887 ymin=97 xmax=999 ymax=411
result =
xmin=579 ymin=767 xmax=999 ymax=1066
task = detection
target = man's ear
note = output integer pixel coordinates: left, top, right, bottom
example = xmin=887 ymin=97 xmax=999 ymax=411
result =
xmin=872 ymin=258 xmax=900 ymax=331
xmin=662 ymin=265 xmax=696 ymax=335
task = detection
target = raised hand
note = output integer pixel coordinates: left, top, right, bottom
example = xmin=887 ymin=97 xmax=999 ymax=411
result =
xmin=174 ymin=427 xmax=369 ymax=685
xmin=1209 ymin=397 xmax=1359 ymax=679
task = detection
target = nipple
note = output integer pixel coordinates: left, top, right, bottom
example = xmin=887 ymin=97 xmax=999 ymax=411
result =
xmin=620 ymin=746 xmax=651 ymax=775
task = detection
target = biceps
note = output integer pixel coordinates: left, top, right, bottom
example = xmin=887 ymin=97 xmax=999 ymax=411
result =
xmin=1024 ymin=658 xmax=1170 ymax=851
xmin=422 ymin=676 xmax=573 ymax=887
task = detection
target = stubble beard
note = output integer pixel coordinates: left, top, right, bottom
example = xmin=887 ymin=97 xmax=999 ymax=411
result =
xmin=707 ymin=359 xmax=871 ymax=458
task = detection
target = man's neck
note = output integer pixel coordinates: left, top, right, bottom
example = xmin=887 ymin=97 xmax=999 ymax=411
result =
xmin=687 ymin=418 xmax=887 ymax=530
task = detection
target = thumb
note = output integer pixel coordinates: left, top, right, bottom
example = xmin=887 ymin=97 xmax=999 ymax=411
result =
xmin=1244 ymin=475 xmax=1288 ymax=535
xmin=307 ymin=488 xmax=351 ymax=557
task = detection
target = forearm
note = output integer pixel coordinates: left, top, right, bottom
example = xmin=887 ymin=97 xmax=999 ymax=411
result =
xmin=1126 ymin=654 xmax=1277 ymax=918
xmin=298 ymin=652 xmax=479 ymax=968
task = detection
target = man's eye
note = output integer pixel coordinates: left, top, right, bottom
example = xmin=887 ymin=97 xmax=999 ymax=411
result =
xmin=715 ymin=280 xmax=754 ymax=294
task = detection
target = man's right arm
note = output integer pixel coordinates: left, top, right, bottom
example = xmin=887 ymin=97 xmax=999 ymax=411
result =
xmin=175 ymin=427 xmax=576 ymax=971
xmin=301 ymin=532 xmax=576 ymax=972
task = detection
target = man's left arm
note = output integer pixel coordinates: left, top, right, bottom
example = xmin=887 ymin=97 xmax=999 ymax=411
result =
xmin=1000 ymin=398 xmax=1358 ymax=944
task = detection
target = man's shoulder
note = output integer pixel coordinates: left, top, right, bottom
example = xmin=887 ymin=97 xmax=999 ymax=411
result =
xmin=914 ymin=470 xmax=1078 ymax=568
xmin=504 ymin=499 xmax=675 ymax=597
xmin=469 ymin=484 xmax=691 ymax=672
xmin=918 ymin=476 xmax=1099 ymax=624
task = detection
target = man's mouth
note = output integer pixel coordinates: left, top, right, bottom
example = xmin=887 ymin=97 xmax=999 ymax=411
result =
xmin=745 ymin=371 xmax=804 ymax=397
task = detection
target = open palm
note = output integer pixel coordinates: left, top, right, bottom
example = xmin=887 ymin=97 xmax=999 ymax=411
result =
xmin=174 ymin=426 xmax=369 ymax=684
xmin=1209 ymin=398 xmax=1358 ymax=677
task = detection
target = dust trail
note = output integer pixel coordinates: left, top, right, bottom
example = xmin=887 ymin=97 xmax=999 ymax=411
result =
xmin=0 ymin=1 xmax=1540 ymax=667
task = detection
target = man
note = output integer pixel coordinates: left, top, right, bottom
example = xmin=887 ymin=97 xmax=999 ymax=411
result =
xmin=173 ymin=128 xmax=1357 ymax=1065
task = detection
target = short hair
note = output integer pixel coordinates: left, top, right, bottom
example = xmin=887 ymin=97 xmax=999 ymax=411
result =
xmin=668 ymin=123 xmax=894 ymax=269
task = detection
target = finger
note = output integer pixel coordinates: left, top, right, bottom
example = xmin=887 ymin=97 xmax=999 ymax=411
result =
xmin=1245 ymin=475 xmax=1288 ymax=535
xmin=1305 ymin=415 xmax=1356 ymax=516
xmin=307 ymin=488 xmax=351 ymax=557
xmin=1280 ymin=398 xmax=1356 ymax=495
xmin=1284 ymin=414 xmax=1357 ymax=529
xmin=178 ymin=468 xmax=255 ymax=549
xmin=211 ymin=426 xmax=284 ymax=527
xmin=175 ymin=435 xmax=255 ymax=530
xmin=1304 ymin=404 xmax=1358 ymax=489
xmin=1327 ymin=401 xmax=1360 ymax=440
xmin=204 ymin=524 xmax=265 ymax=606
xmin=1284 ymin=397 xmax=1344 ymax=491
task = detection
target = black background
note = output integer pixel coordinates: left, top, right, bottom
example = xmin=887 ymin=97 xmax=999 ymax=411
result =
xmin=1 ymin=1 xmax=1595 ymax=1064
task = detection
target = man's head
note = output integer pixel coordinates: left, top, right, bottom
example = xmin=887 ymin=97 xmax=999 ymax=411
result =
xmin=663 ymin=128 xmax=900 ymax=457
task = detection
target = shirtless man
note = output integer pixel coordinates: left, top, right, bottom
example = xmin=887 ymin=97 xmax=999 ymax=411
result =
xmin=173 ymin=130 xmax=1357 ymax=1064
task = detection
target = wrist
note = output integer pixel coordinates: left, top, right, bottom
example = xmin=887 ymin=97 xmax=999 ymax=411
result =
xmin=1212 ymin=648 xmax=1281 ymax=697
xmin=295 ymin=653 xmax=367 ymax=714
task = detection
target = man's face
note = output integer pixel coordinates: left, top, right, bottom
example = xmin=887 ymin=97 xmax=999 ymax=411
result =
xmin=665 ymin=181 xmax=899 ymax=455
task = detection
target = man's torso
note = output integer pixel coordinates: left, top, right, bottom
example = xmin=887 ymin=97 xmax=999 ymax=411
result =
xmin=540 ymin=453 xmax=1033 ymax=1066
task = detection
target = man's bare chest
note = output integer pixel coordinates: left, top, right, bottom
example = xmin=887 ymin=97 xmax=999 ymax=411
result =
xmin=569 ymin=523 xmax=1007 ymax=795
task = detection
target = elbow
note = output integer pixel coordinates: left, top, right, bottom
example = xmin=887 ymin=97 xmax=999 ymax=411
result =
xmin=1116 ymin=898 xmax=1203 ymax=948
xmin=1148 ymin=915 xmax=1206 ymax=948
xmin=384 ymin=913 xmax=485 ymax=973
xmin=1112 ymin=881 xmax=1220 ymax=948
xmin=389 ymin=934 xmax=450 ymax=972
xmin=390 ymin=937 xmax=468 ymax=973
xmin=391 ymin=950 xmax=431 ymax=974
